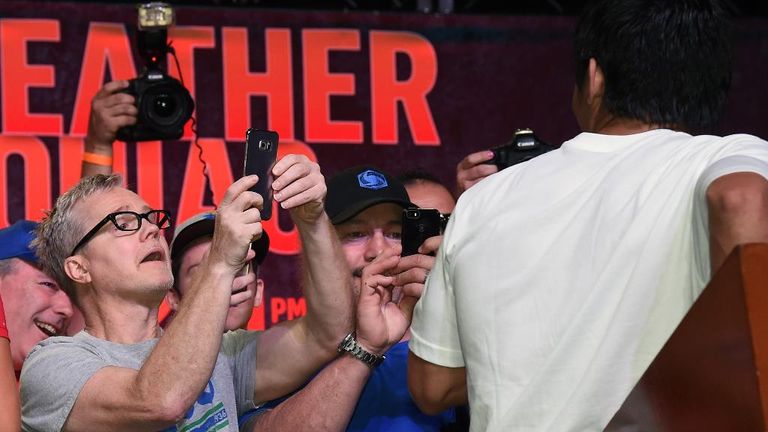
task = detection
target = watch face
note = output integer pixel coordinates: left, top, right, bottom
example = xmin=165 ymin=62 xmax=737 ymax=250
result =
xmin=338 ymin=332 xmax=356 ymax=353
xmin=343 ymin=337 xmax=356 ymax=352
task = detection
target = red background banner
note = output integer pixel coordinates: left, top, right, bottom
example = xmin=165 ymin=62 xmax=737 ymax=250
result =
xmin=1 ymin=1 xmax=767 ymax=328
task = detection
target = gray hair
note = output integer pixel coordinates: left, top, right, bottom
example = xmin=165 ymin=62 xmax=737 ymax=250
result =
xmin=0 ymin=258 xmax=16 ymax=278
xmin=32 ymin=174 xmax=122 ymax=300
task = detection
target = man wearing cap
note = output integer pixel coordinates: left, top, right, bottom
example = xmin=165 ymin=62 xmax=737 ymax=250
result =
xmin=254 ymin=166 xmax=454 ymax=431
xmin=238 ymin=166 xmax=454 ymax=432
xmin=164 ymin=211 xmax=271 ymax=331
xmin=324 ymin=166 xmax=456 ymax=431
xmin=19 ymin=154 xmax=408 ymax=431
xmin=0 ymin=220 xmax=74 ymax=378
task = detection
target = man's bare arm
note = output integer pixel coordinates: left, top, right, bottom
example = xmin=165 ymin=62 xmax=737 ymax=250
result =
xmin=407 ymin=352 xmax=467 ymax=415
xmin=0 ymin=339 xmax=20 ymax=432
xmin=706 ymin=172 xmax=768 ymax=272
xmin=248 ymin=352 xmax=371 ymax=431
xmin=81 ymin=80 xmax=136 ymax=178
xmin=247 ymin=247 xmax=415 ymax=431
xmin=254 ymin=155 xmax=355 ymax=402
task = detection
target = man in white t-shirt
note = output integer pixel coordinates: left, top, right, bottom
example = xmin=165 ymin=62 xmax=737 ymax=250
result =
xmin=407 ymin=0 xmax=768 ymax=431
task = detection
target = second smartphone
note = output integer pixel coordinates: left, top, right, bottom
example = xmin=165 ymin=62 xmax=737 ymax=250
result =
xmin=401 ymin=208 xmax=442 ymax=256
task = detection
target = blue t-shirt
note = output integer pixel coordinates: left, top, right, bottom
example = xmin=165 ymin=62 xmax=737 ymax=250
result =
xmin=347 ymin=340 xmax=455 ymax=431
xmin=241 ymin=340 xmax=455 ymax=431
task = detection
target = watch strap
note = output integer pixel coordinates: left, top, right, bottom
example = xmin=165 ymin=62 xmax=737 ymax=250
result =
xmin=337 ymin=332 xmax=385 ymax=368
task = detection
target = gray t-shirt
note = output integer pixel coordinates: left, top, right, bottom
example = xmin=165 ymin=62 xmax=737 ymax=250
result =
xmin=20 ymin=329 xmax=259 ymax=432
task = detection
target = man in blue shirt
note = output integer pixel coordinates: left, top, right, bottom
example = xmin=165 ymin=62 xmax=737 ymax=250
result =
xmin=244 ymin=166 xmax=457 ymax=431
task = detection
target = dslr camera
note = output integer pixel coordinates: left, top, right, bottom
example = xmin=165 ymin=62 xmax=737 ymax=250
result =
xmin=486 ymin=128 xmax=556 ymax=170
xmin=116 ymin=2 xmax=194 ymax=142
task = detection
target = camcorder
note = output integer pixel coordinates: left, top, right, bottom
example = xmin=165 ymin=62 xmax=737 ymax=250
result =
xmin=487 ymin=128 xmax=556 ymax=170
xmin=116 ymin=2 xmax=194 ymax=142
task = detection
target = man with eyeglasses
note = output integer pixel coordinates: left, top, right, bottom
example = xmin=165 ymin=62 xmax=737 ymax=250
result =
xmin=18 ymin=155 xmax=408 ymax=431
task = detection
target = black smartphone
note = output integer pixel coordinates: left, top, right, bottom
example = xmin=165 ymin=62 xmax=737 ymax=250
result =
xmin=401 ymin=208 xmax=442 ymax=256
xmin=244 ymin=128 xmax=279 ymax=220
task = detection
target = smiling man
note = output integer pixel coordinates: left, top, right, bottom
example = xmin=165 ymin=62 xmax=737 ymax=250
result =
xmin=325 ymin=166 xmax=456 ymax=431
xmin=0 ymin=220 xmax=74 ymax=378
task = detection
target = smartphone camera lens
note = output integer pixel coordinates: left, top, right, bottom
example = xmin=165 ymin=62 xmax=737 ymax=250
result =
xmin=258 ymin=140 xmax=272 ymax=151
xmin=406 ymin=209 xmax=420 ymax=219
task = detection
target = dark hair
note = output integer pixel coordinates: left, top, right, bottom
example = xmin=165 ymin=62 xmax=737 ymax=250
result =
xmin=397 ymin=170 xmax=445 ymax=188
xmin=574 ymin=0 xmax=732 ymax=130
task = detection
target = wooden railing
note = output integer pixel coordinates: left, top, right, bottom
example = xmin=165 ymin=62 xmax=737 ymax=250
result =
xmin=606 ymin=244 xmax=768 ymax=431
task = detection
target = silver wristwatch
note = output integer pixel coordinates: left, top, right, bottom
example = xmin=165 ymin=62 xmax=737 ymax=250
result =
xmin=337 ymin=332 xmax=386 ymax=368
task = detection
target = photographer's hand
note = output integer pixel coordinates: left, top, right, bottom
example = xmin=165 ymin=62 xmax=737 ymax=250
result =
xmin=456 ymin=150 xmax=498 ymax=195
xmin=82 ymin=80 xmax=138 ymax=178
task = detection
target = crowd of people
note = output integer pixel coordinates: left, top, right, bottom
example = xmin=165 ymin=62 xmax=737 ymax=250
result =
xmin=2 ymin=0 xmax=767 ymax=431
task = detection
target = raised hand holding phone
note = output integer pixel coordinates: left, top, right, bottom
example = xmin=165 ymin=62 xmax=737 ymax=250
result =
xmin=243 ymin=128 xmax=280 ymax=220
xmin=241 ymin=128 xmax=278 ymax=275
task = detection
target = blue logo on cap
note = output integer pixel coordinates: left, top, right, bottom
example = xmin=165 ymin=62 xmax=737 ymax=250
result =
xmin=357 ymin=170 xmax=388 ymax=190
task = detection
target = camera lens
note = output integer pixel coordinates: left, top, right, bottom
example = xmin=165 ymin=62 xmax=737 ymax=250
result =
xmin=124 ymin=73 xmax=194 ymax=141
xmin=407 ymin=210 xmax=420 ymax=219
xmin=152 ymin=95 xmax=177 ymax=118
xmin=145 ymin=92 xmax=183 ymax=127
xmin=140 ymin=78 xmax=194 ymax=132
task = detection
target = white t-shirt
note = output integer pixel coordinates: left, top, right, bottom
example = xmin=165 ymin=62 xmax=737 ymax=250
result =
xmin=409 ymin=129 xmax=768 ymax=432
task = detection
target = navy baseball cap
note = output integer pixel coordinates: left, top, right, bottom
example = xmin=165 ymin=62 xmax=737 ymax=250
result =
xmin=170 ymin=211 xmax=270 ymax=265
xmin=0 ymin=220 xmax=39 ymax=263
xmin=325 ymin=166 xmax=413 ymax=225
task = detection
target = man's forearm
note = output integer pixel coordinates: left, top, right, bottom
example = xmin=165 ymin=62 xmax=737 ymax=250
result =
xmin=0 ymin=340 xmax=20 ymax=432
xmin=296 ymin=213 xmax=354 ymax=348
xmin=134 ymin=263 xmax=234 ymax=415
xmin=248 ymin=355 xmax=371 ymax=432
xmin=408 ymin=352 xmax=467 ymax=415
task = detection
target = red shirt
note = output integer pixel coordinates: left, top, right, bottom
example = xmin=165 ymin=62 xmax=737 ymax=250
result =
xmin=0 ymin=295 xmax=8 ymax=340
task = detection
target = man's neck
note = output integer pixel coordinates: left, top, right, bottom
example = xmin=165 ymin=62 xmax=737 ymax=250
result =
xmin=593 ymin=118 xmax=663 ymax=136
xmin=588 ymin=110 xmax=672 ymax=136
xmin=81 ymin=295 xmax=162 ymax=344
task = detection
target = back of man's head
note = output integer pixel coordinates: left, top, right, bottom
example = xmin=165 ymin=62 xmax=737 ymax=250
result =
xmin=574 ymin=0 xmax=731 ymax=130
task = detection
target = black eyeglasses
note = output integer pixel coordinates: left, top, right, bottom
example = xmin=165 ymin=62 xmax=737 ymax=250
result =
xmin=70 ymin=210 xmax=172 ymax=256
